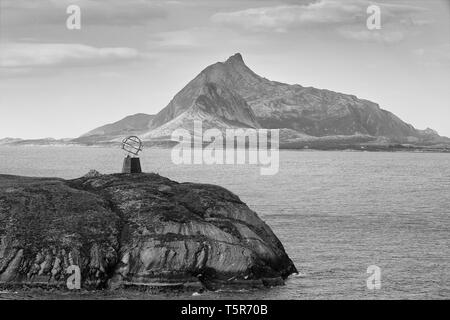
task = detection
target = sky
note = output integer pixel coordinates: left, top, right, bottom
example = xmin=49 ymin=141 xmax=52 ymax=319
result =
xmin=0 ymin=0 xmax=449 ymax=139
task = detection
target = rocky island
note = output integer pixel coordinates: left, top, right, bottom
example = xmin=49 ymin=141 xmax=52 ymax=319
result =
xmin=0 ymin=172 xmax=297 ymax=292
xmin=2 ymin=54 xmax=449 ymax=152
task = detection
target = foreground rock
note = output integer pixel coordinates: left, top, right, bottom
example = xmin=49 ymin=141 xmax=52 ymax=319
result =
xmin=0 ymin=173 xmax=297 ymax=291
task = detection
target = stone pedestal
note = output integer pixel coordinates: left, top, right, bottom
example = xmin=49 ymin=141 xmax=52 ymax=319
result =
xmin=122 ymin=156 xmax=142 ymax=174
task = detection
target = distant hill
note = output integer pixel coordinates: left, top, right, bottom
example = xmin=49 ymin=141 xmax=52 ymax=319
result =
xmin=74 ymin=113 xmax=155 ymax=144
xmin=0 ymin=138 xmax=22 ymax=145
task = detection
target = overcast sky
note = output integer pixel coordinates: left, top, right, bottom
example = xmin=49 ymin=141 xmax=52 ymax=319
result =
xmin=0 ymin=0 xmax=449 ymax=139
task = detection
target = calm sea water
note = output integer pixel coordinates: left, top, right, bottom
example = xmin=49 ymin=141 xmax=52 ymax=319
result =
xmin=0 ymin=146 xmax=449 ymax=300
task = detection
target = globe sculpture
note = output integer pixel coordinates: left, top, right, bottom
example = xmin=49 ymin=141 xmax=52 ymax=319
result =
xmin=121 ymin=136 xmax=143 ymax=174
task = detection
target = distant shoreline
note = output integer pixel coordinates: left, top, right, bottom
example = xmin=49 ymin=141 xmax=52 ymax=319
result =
xmin=1 ymin=142 xmax=449 ymax=153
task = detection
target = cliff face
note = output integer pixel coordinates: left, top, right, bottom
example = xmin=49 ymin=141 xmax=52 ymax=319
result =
xmin=0 ymin=173 xmax=297 ymax=291
xmin=142 ymin=83 xmax=260 ymax=140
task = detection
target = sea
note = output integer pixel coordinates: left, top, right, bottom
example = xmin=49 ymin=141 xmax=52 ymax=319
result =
xmin=0 ymin=146 xmax=449 ymax=300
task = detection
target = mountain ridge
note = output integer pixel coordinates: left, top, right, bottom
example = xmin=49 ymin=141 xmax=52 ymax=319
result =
xmin=138 ymin=52 xmax=448 ymax=145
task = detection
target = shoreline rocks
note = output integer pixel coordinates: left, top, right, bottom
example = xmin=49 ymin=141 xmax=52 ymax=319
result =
xmin=0 ymin=173 xmax=297 ymax=291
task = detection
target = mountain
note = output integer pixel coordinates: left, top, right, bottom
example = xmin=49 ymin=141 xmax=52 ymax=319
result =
xmin=74 ymin=113 xmax=155 ymax=144
xmin=0 ymin=138 xmax=22 ymax=145
xmin=83 ymin=113 xmax=155 ymax=137
xmin=0 ymin=137 xmax=74 ymax=146
xmin=143 ymin=82 xmax=259 ymax=139
xmin=151 ymin=53 xmax=433 ymax=142
xmin=78 ymin=53 xmax=447 ymax=148
xmin=145 ymin=68 xmax=260 ymax=134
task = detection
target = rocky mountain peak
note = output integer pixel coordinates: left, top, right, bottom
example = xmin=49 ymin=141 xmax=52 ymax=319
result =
xmin=201 ymin=53 xmax=252 ymax=81
xmin=225 ymin=53 xmax=245 ymax=65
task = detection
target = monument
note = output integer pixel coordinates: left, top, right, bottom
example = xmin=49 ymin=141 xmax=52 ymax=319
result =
xmin=121 ymin=136 xmax=143 ymax=174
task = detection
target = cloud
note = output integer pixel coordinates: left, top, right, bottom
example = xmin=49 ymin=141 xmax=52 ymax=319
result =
xmin=149 ymin=29 xmax=204 ymax=48
xmin=0 ymin=43 xmax=140 ymax=68
xmin=3 ymin=0 xmax=168 ymax=26
xmin=211 ymin=0 xmax=428 ymax=42
xmin=413 ymin=43 xmax=450 ymax=67
xmin=147 ymin=28 xmax=226 ymax=50
xmin=337 ymin=25 xmax=406 ymax=43
xmin=212 ymin=1 xmax=364 ymax=31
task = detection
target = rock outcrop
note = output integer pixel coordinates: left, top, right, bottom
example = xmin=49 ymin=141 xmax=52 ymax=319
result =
xmin=0 ymin=173 xmax=297 ymax=291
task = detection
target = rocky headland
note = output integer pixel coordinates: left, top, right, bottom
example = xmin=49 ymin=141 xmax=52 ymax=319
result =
xmin=0 ymin=172 xmax=297 ymax=292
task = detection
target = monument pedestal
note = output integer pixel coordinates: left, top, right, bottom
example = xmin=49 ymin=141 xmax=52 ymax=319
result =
xmin=122 ymin=156 xmax=142 ymax=174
